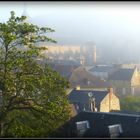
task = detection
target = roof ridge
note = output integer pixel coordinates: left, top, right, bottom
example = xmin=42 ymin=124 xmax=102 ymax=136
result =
xmin=80 ymin=111 xmax=140 ymax=117
xmin=73 ymin=88 xmax=108 ymax=91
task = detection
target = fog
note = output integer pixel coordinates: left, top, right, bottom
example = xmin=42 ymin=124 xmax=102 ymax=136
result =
xmin=1 ymin=2 xmax=140 ymax=63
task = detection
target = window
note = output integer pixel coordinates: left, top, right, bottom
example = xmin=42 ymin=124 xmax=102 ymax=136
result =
xmin=108 ymin=124 xmax=123 ymax=138
xmin=76 ymin=120 xmax=90 ymax=136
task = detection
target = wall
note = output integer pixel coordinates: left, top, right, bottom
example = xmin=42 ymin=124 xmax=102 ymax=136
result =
xmin=131 ymin=69 xmax=140 ymax=86
xmin=100 ymin=93 xmax=120 ymax=112
xmin=109 ymin=80 xmax=130 ymax=88
xmin=109 ymin=80 xmax=132 ymax=96
xmin=100 ymin=95 xmax=110 ymax=112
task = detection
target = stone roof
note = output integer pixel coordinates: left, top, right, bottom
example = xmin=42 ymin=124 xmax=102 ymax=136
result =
xmin=89 ymin=65 xmax=114 ymax=73
xmin=69 ymin=66 xmax=110 ymax=88
xmin=56 ymin=111 xmax=140 ymax=138
xmin=68 ymin=89 xmax=108 ymax=110
xmin=108 ymin=68 xmax=135 ymax=81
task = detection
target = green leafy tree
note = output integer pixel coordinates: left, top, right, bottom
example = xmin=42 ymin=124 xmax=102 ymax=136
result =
xmin=120 ymin=96 xmax=140 ymax=112
xmin=0 ymin=11 xmax=70 ymax=137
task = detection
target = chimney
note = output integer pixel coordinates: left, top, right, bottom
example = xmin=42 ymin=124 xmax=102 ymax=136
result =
xmin=108 ymin=87 xmax=113 ymax=112
xmin=108 ymin=87 xmax=113 ymax=94
xmin=76 ymin=85 xmax=80 ymax=90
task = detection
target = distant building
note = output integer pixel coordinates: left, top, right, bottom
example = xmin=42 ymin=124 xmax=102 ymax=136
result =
xmin=89 ymin=65 xmax=118 ymax=80
xmin=121 ymin=63 xmax=140 ymax=69
xmin=69 ymin=66 xmax=110 ymax=88
xmin=44 ymin=44 xmax=97 ymax=66
xmin=49 ymin=59 xmax=80 ymax=80
xmin=108 ymin=67 xmax=140 ymax=96
xmin=68 ymin=88 xmax=120 ymax=115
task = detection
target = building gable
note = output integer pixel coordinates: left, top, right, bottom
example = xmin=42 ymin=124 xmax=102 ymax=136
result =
xmin=100 ymin=93 xmax=120 ymax=112
xmin=131 ymin=68 xmax=140 ymax=86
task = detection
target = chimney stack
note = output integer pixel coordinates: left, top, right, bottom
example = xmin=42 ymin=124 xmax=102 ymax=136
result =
xmin=108 ymin=87 xmax=113 ymax=94
xmin=108 ymin=87 xmax=113 ymax=112
xmin=76 ymin=85 xmax=80 ymax=90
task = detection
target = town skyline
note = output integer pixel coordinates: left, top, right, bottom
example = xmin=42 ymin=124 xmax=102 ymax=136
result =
xmin=1 ymin=2 xmax=140 ymax=138
xmin=1 ymin=2 xmax=140 ymax=62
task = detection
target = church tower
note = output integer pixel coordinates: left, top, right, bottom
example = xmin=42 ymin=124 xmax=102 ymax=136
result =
xmin=22 ymin=2 xmax=30 ymax=22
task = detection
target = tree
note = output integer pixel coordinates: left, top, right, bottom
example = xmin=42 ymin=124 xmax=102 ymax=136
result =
xmin=0 ymin=11 xmax=70 ymax=137
xmin=120 ymin=96 xmax=140 ymax=112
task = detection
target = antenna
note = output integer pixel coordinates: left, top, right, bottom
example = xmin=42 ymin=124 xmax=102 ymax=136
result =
xmin=88 ymin=92 xmax=97 ymax=112
xmin=88 ymin=92 xmax=93 ymax=98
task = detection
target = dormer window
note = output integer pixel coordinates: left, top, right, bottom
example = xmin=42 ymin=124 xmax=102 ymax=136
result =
xmin=108 ymin=124 xmax=123 ymax=138
xmin=76 ymin=120 xmax=90 ymax=136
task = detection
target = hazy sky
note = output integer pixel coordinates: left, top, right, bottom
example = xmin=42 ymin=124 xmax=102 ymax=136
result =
xmin=1 ymin=2 xmax=140 ymax=62
xmin=2 ymin=2 xmax=140 ymax=25
xmin=1 ymin=2 xmax=140 ymax=34
xmin=1 ymin=2 xmax=140 ymax=23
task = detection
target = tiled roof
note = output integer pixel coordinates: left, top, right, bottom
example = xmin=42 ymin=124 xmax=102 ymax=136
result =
xmin=69 ymin=66 xmax=110 ymax=88
xmin=89 ymin=65 xmax=114 ymax=73
xmin=49 ymin=64 xmax=79 ymax=79
xmin=68 ymin=89 xmax=108 ymax=109
xmin=108 ymin=68 xmax=135 ymax=81
xmin=111 ymin=110 xmax=140 ymax=115
xmin=57 ymin=111 xmax=140 ymax=137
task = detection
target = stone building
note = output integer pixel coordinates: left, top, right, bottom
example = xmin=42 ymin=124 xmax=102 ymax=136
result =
xmin=68 ymin=87 xmax=120 ymax=116
xmin=108 ymin=67 xmax=140 ymax=96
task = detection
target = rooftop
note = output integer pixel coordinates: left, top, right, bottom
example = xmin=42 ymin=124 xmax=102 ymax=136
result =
xmin=108 ymin=68 xmax=135 ymax=81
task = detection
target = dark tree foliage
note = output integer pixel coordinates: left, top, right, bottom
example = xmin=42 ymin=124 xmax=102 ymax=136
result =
xmin=0 ymin=11 xmax=70 ymax=137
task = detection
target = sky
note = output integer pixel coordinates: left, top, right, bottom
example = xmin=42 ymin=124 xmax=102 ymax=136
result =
xmin=1 ymin=2 xmax=140 ymax=63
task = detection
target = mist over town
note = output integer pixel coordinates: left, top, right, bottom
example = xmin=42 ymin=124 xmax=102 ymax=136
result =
xmin=0 ymin=1 xmax=140 ymax=138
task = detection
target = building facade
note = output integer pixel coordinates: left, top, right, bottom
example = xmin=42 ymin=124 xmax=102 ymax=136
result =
xmin=68 ymin=88 xmax=120 ymax=115
xmin=108 ymin=67 xmax=140 ymax=96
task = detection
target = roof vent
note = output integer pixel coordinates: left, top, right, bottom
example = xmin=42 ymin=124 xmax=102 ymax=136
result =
xmin=108 ymin=124 xmax=123 ymax=138
xmin=76 ymin=120 xmax=90 ymax=137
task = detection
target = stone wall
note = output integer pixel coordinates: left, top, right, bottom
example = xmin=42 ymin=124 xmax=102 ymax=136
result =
xmin=100 ymin=93 xmax=120 ymax=112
